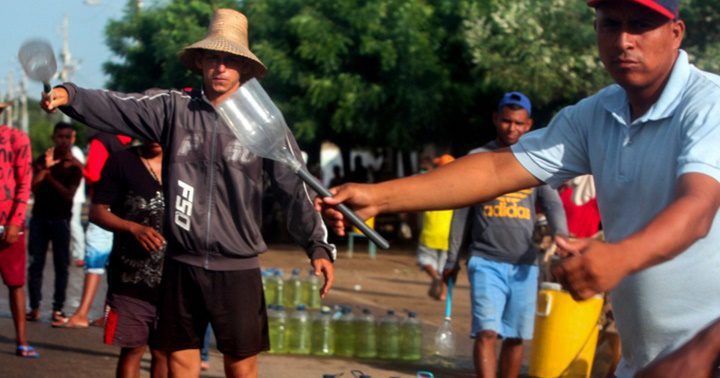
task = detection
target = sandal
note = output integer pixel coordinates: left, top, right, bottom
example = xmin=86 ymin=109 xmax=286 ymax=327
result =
xmin=25 ymin=309 xmax=40 ymax=322
xmin=16 ymin=345 xmax=39 ymax=358
xmin=51 ymin=311 xmax=67 ymax=323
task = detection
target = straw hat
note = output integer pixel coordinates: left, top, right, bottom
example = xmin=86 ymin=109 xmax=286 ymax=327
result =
xmin=179 ymin=9 xmax=266 ymax=80
xmin=0 ymin=102 xmax=11 ymax=113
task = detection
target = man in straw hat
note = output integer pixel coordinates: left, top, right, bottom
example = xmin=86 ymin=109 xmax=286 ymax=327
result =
xmin=317 ymin=0 xmax=720 ymax=376
xmin=41 ymin=8 xmax=336 ymax=376
xmin=0 ymin=103 xmax=37 ymax=358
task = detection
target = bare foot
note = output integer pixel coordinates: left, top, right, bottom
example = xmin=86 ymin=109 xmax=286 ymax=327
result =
xmin=51 ymin=314 xmax=89 ymax=328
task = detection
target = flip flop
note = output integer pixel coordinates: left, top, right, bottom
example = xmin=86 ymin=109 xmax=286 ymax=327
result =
xmin=16 ymin=345 xmax=39 ymax=358
xmin=51 ymin=317 xmax=89 ymax=329
xmin=25 ymin=309 xmax=40 ymax=322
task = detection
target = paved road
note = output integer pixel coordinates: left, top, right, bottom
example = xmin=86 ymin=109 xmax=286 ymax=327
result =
xmin=0 ymin=244 xmax=477 ymax=377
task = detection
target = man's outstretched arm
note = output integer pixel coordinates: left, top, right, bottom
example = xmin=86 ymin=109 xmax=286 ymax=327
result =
xmin=316 ymin=147 xmax=542 ymax=235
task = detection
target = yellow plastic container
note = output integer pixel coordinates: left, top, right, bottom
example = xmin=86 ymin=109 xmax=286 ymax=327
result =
xmin=528 ymin=282 xmax=604 ymax=378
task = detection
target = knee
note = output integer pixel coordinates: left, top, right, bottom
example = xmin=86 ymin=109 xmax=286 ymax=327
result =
xmin=476 ymin=330 xmax=498 ymax=342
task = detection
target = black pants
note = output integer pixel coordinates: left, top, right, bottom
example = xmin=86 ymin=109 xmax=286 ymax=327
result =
xmin=27 ymin=217 xmax=71 ymax=312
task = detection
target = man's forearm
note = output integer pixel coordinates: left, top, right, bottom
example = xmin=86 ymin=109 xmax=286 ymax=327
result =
xmin=617 ymin=174 xmax=719 ymax=274
xmin=376 ymin=149 xmax=541 ymax=213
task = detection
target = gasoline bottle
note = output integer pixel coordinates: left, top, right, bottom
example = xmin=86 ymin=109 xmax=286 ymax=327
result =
xmin=333 ymin=306 xmax=355 ymax=357
xmin=284 ymin=268 xmax=303 ymax=308
xmin=354 ymin=308 xmax=377 ymax=358
xmin=311 ymin=306 xmax=335 ymax=356
xmin=400 ymin=311 xmax=422 ymax=360
xmin=267 ymin=305 xmax=287 ymax=354
xmin=302 ymin=268 xmax=322 ymax=309
xmin=377 ymin=309 xmax=401 ymax=360
xmin=287 ymin=304 xmax=311 ymax=355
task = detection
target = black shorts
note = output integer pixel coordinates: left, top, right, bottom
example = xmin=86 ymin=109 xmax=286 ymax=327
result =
xmin=151 ymin=258 xmax=269 ymax=357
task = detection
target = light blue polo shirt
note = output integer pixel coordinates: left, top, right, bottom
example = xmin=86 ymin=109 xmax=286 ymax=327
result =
xmin=511 ymin=50 xmax=720 ymax=377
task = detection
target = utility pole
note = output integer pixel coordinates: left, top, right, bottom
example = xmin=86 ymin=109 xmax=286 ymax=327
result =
xmin=60 ymin=15 xmax=79 ymax=123
xmin=5 ymin=72 xmax=15 ymax=127
xmin=20 ymin=75 xmax=28 ymax=134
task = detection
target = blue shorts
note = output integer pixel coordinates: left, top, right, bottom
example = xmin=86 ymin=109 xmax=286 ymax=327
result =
xmin=84 ymin=223 xmax=114 ymax=274
xmin=467 ymin=256 xmax=538 ymax=340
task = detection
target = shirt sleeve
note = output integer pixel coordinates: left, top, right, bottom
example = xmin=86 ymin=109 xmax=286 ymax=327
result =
xmin=7 ymin=130 xmax=32 ymax=226
xmin=84 ymin=138 xmax=109 ymax=185
xmin=266 ymin=130 xmax=337 ymax=262
xmin=676 ymin=98 xmax=720 ymax=183
xmin=511 ymin=105 xmax=592 ymax=188
xmin=536 ymin=185 xmax=569 ymax=236
xmin=92 ymin=153 xmax=123 ymax=206
xmin=444 ymin=206 xmax=471 ymax=271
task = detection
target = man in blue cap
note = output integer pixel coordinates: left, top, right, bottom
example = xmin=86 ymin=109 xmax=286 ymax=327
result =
xmin=318 ymin=0 xmax=720 ymax=376
xmin=444 ymin=92 xmax=568 ymax=377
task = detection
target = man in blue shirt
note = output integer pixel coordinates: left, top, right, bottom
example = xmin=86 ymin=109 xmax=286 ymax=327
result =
xmin=317 ymin=1 xmax=720 ymax=376
xmin=446 ymin=92 xmax=568 ymax=377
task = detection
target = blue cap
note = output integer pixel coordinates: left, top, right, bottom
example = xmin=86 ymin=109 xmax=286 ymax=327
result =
xmin=498 ymin=91 xmax=532 ymax=116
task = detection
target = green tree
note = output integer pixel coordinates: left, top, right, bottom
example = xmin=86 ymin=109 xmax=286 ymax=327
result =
xmin=462 ymin=0 xmax=610 ymax=109
xmin=682 ymin=0 xmax=720 ymax=73
xmin=245 ymin=0 xmax=461 ymax=166
xmin=104 ymin=0 xmax=238 ymax=92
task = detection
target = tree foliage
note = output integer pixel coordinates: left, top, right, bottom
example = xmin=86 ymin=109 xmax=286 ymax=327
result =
xmin=104 ymin=0 xmax=237 ymax=92
xmin=682 ymin=0 xmax=720 ymax=73
xmin=100 ymin=0 xmax=720 ymax=162
xmin=463 ymin=0 xmax=610 ymax=108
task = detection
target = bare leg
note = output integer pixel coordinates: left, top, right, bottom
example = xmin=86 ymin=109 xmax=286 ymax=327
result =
xmin=59 ymin=273 xmax=101 ymax=326
xmin=9 ymin=285 xmax=28 ymax=346
xmin=224 ymin=354 xmax=258 ymax=378
xmin=150 ymin=349 xmax=168 ymax=378
xmin=168 ymin=349 xmax=200 ymax=378
xmin=117 ymin=346 xmax=146 ymax=378
xmin=474 ymin=331 xmax=498 ymax=378
xmin=499 ymin=338 xmax=524 ymax=378
xmin=421 ymin=264 xmax=442 ymax=299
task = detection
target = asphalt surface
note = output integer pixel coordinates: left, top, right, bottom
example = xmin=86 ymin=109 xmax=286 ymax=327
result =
xmin=0 ymin=243 xmax=477 ymax=378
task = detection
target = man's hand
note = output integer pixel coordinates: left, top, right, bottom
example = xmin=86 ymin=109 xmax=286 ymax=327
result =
xmin=311 ymin=258 xmax=334 ymax=298
xmin=441 ymin=267 xmax=459 ymax=284
xmin=313 ymin=183 xmax=381 ymax=236
xmin=128 ymin=223 xmax=166 ymax=253
xmin=40 ymin=87 xmax=69 ymax=113
xmin=551 ymin=236 xmax=632 ymax=300
xmin=0 ymin=224 xmax=22 ymax=245
xmin=44 ymin=148 xmax=60 ymax=169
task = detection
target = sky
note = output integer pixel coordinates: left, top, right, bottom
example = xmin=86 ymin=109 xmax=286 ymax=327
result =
xmin=2 ymin=1 xmax=127 ymax=100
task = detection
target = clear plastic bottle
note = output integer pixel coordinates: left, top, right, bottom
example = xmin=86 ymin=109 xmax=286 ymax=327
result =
xmin=266 ymin=269 xmax=284 ymax=306
xmin=354 ymin=308 xmax=377 ymax=358
xmin=311 ymin=306 xmax=335 ymax=356
xmin=400 ymin=311 xmax=422 ymax=360
xmin=262 ymin=268 xmax=276 ymax=306
xmin=302 ymin=268 xmax=322 ymax=309
xmin=333 ymin=305 xmax=355 ymax=357
xmin=287 ymin=304 xmax=311 ymax=355
xmin=267 ymin=304 xmax=287 ymax=354
xmin=284 ymin=268 xmax=303 ymax=308
xmin=377 ymin=309 xmax=401 ymax=360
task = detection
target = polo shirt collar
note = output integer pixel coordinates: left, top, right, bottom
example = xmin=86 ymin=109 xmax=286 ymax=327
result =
xmin=603 ymin=49 xmax=690 ymax=126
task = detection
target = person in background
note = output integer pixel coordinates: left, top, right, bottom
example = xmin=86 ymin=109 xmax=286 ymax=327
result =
xmin=27 ymin=122 xmax=83 ymax=323
xmin=416 ymin=154 xmax=454 ymax=300
xmin=0 ymin=103 xmax=36 ymax=357
xmin=92 ymin=141 xmax=167 ymax=378
xmin=53 ymin=132 xmax=132 ymax=328
xmin=445 ymin=93 xmax=568 ymax=377
xmin=41 ymin=8 xmax=335 ymax=377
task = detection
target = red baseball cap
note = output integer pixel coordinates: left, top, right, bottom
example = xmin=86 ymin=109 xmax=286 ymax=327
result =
xmin=587 ymin=0 xmax=679 ymax=20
